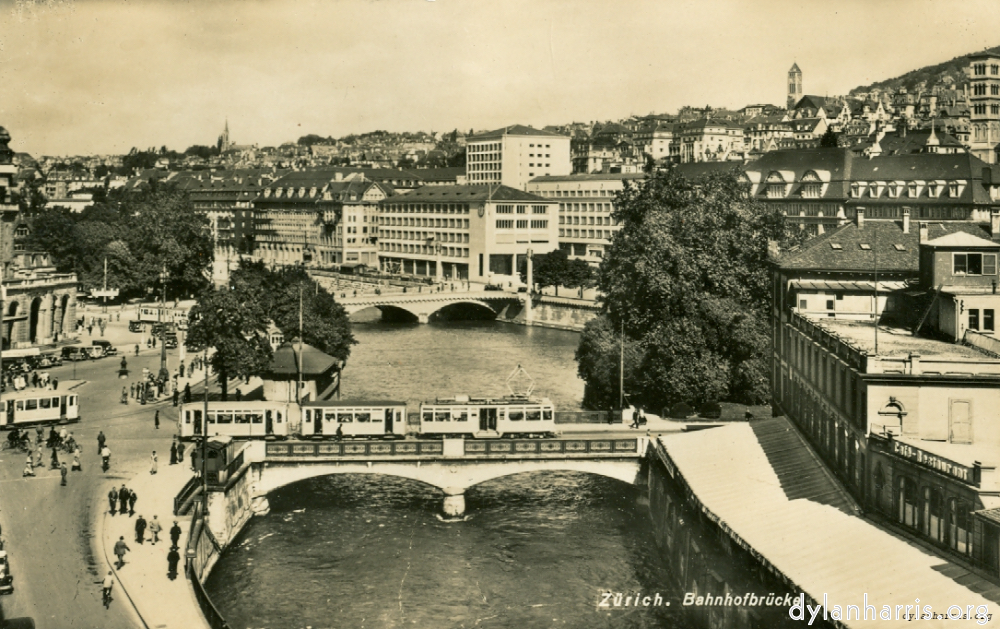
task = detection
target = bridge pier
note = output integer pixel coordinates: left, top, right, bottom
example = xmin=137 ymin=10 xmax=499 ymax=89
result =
xmin=442 ymin=486 xmax=465 ymax=517
xmin=417 ymin=313 xmax=430 ymax=324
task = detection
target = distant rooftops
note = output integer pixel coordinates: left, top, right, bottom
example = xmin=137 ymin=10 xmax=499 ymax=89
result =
xmin=382 ymin=184 xmax=547 ymax=204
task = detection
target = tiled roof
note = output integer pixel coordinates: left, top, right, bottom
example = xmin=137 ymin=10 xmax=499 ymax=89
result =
xmin=924 ymin=231 xmax=1000 ymax=248
xmin=382 ymin=184 xmax=548 ymax=204
xmin=671 ymin=162 xmax=744 ymax=179
xmin=529 ymin=173 xmax=647 ymax=183
xmin=267 ymin=340 xmax=338 ymax=376
xmin=468 ymin=125 xmax=569 ymax=141
xmin=776 ymin=221 xmax=994 ymax=271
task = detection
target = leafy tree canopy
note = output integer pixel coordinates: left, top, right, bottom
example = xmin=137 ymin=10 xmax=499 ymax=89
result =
xmin=575 ymin=166 xmax=802 ymax=411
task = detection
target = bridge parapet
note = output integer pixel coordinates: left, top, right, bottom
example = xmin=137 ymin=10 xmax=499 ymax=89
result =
xmin=262 ymin=437 xmax=642 ymax=461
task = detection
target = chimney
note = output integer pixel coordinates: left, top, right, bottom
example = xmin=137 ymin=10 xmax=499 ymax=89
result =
xmin=902 ymin=207 xmax=910 ymax=234
xmin=919 ymin=221 xmax=928 ymax=244
xmin=856 ymin=207 xmax=865 ymax=229
xmin=992 ymin=209 xmax=1000 ymax=241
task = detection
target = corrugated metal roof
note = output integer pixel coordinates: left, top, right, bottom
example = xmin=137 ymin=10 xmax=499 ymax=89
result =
xmin=790 ymin=279 xmax=909 ymax=293
xmin=656 ymin=421 xmax=996 ymax=628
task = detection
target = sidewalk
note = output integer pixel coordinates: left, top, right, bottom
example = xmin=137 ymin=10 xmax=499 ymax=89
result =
xmin=99 ymin=460 xmax=211 ymax=629
xmin=555 ymin=413 xmax=691 ymax=434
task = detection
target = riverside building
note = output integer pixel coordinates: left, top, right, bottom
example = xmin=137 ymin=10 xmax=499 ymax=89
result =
xmin=465 ymin=125 xmax=571 ymax=190
xmin=771 ymin=209 xmax=1000 ymax=575
xmin=377 ymin=184 xmax=558 ymax=283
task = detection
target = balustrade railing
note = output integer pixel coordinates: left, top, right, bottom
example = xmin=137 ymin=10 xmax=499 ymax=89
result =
xmin=263 ymin=438 xmax=640 ymax=459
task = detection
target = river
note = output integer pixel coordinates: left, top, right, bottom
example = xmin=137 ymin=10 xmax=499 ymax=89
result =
xmin=204 ymin=320 xmax=691 ymax=629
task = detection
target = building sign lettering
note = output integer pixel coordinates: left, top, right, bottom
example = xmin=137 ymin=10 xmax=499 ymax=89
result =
xmin=891 ymin=441 xmax=973 ymax=484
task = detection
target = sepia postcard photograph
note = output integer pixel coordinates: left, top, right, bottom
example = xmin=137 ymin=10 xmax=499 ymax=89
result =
xmin=3 ymin=1 xmax=1000 ymax=628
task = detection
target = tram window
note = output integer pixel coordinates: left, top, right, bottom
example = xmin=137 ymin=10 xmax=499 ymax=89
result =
xmin=206 ymin=412 xmax=216 ymax=424
xmin=252 ymin=413 xmax=264 ymax=424
xmin=423 ymin=411 xmax=434 ymax=422
xmin=455 ymin=411 xmax=468 ymax=422
xmin=324 ymin=410 xmax=337 ymax=422
xmin=70 ymin=396 xmax=77 ymax=406
xmin=339 ymin=412 xmax=354 ymax=423
xmin=395 ymin=411 xmax=402 ymax=422
xmin=526 ymin=410 xmax=541 ymax=421
xmin=435 ymin=411 xmax=450 ymax=422
xmin=185 ymin=411 xmax=191 ymax=424
xmin=235 ymin=413 xmax=248 ymax=424
xmin=194 ymin=410 xmax=202 ymax=424
xmin=15 ymin=401 xmax=23 ymax=411
xmin=25 ymin=399 xmax=37 ymax=411
xmin=509 ymin=410 xmax=524 ymax=421
xmin=277 ymin=411 xmax=283 ymax=423
xmin=543 ymin=409 xmax=553 ymax=421
xmin=371 ymin=412 xmax=383 ymax=422
xmin=51 ymin=397 xmax=59 ymax=407
xmin=217 ymin=412 xmax=233 ymax=424
xmin=40 ymin=398 xmax=51 ymax=409
xmin=304 ymin=410 xmax=312 ymax=422
xmin=356 ymin=412 xmax=371 ymax=423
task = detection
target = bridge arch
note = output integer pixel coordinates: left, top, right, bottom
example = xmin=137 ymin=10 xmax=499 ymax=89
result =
xmin=345 ymin=300 xmax=500 ymax=324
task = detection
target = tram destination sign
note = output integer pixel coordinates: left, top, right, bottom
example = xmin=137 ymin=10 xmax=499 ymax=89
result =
xmin=890 ymin=439 xmax=978 ymax=485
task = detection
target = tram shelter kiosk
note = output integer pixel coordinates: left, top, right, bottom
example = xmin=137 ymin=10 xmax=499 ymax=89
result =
xmin=192 ymin=435 xmax=237 ymax=486
xmin=262 ymin=339 xmax=341 ymax=408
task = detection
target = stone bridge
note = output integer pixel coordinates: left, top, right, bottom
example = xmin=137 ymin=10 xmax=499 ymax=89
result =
xmin=335 ymin=291 xmax=521 ymax=323
xmin=202 ymin=437 xmax=647 ymax=547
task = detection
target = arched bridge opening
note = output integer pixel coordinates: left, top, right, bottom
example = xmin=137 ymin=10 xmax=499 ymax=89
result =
xmin=427 ymin=301 xmax=497 ymax=322
xmin=347 ymin=305 xmax=420 ymax=324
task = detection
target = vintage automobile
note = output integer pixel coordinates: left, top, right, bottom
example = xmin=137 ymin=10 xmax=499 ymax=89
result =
xmin=0 ymin=549 xmax=13 ymax=594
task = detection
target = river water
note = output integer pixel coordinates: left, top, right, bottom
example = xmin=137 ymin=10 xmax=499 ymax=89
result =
xmin=205 ymin=320 xmax=691 ymax=629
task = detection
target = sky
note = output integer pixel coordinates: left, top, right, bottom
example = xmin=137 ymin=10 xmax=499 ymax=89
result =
xmin=3 ymin=0 xmax=1000 ymax=156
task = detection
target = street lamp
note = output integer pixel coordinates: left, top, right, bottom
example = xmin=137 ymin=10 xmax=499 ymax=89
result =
xmin=158 ymin=266 xmax=169 ymax=381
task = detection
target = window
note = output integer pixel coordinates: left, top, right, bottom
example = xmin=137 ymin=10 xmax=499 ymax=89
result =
xmin=496 ymin=220 xmax=513 ymax=229
xmin=986 ymin=309 xmax=995 ymax=331
xmin=799 ymin=299 xmax=808 ymax=309
xmin=898 ymin=476 xmax=918 ymax=529
xmin=826 ymin=300 xmax=835 ymax=310
xmin=954 ymin=253 xmax=997 ymax=275
xmin=923 ymin=487 xmax=944 ymax=544
xmin=516 ymin=220 xmax=528 ymax=229
xmin=970 ymin=308 xmax=980 ymax=330
xmin=949 ymin=498 xmax=971 ymax=555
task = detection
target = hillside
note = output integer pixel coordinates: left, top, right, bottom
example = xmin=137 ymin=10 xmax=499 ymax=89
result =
xmin=849 ymin=45 xmax=1000 ymax=96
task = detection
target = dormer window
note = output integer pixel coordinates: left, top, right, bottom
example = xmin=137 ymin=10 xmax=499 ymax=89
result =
xmin=859 ymin=243 xmax=871 ymax=250
xmin=907 ymin=182 xmax=917 ymax=197
xmin=927 ymin=182 xmax=940 ymax=198
xmin=888 ymin=183 xmax=900 ymax=198
xmin=851 ymin=182 xmax=863 ymax=198
xmin=14 ymin=226 xmax=30 ymax=238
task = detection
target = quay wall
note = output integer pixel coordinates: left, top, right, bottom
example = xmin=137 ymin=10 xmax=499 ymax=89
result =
xmin=498 ymin=295 xmax=600 ymax=332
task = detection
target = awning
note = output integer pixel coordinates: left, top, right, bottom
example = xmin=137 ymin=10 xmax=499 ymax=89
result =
xmin=789 ymin=279 xmax=908 ymax=293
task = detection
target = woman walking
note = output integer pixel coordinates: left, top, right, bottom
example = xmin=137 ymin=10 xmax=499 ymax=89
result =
xmin=150 ymin=451 xmax=158 ymax=475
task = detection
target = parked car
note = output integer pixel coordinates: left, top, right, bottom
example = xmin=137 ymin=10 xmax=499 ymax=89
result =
xmin=92 ymin=340 xmax=117 ymax=356
xmin=37 ymin=353 xmax=63 ymax=368
xmin=60 ymin=346 xmax=89 ymax=362
xmin=163 ymin=332 xmax=178 ymax=350
xmin=0 ymin=549 xmax=13 ymax=594
xmin=128 ymin=320 xmax=144 ymax=333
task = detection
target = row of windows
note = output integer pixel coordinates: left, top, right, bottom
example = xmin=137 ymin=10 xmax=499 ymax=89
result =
xmin=968 ymin=308 xmax=996 ymax=332
xmin=381 ymin=217 xmax=470 ymax=229
xmin=495 ymin=220 xmax=548 ymax=229
xmin=785 ymin=325 xmax=859 ymax=424
xmin=560 ymin=202 xmax=615 ymax=213
xmin=953 ymin=253 xmax=998 ymax=276
xmin=972 ymin=63 xmax=1000 ymax=76
xmin=560 ymin=216 xmax=611 ymax=226
xmin=560 ymin=229 xmax=613 ymax=240
xmin=495 ymin=205 xmax=547 ymax=215
xmin=382 ymin=204 xmax=471 ymax=214
xmin=894 ymin=476 xmax=972 ymax=556
xmin=972 ymin=104 xmax=1000 ymax=116
xmin=533 ymin=189 xmax=617 ymax=198
xmin=379 ymin=243 xmax=469 ymax=258
xmin=383 ymin=231 xmax=470 ymax=243
xmin=971 ymin=83 xmax=1000 ymax=96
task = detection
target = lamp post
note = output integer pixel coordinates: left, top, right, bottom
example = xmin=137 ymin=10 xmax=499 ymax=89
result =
xmin=158 ymin=266 xmax=169 ymax=381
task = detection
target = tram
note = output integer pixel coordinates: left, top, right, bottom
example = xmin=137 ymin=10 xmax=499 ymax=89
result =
xmin=0 ymin=389 xmax=80 ymax=427
xmin=177 ymin=401 xmax=293 ymax=440
xmin=419 ymin=395 xmax=555 ymax=438
xmin=300 ymin=400 xmax=408 ymax=439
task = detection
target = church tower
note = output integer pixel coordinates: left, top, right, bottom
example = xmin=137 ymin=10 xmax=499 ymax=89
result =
xmin=217 ymin=119 xmax=231 ymax=152
xmin=788 ymin=63 xmax=803 ymax=110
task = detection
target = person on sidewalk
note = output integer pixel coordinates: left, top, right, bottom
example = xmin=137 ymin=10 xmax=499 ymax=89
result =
xmin=167 ymin=547 xmax=181 ymax=580
xmin=114 ymin=537 xmax=130 ymax=568
xmin=183 ymin=383 xmax=192 ymax=404
xmin=135 ymin=344 xmax=139 ymax=356
xmin=177 ymin=441 xmax=185 ymax=465
xmin=50 ymin=446 xmax=59 ymax=470
xmin=59 ymin=461 xmax=68 ymax=486
xmin=169 ymin=521 xmax=182 ymax=549
xmin=169 ymin=440 xmax=178 ymax=465
xmin=135 ymin=515 xmax=147 ymax=544
xmin=119 ymin=485 xmax=130 ymax=515
xmin=108 ymin=488 xmax=118 ymax=515
xmin=148 ymin=515 xmax=162 ymax=545
xmin=150 ymin=451 xmax=158 ymax=474
xmin=128 ymin=488 xmax=138 ymax=516
xmin=154 ymin=410 xmax=160 ymax=429
xmin=22 ymin=460 xmax=35 ymax=477
xmin=172 ymin=388 xmax=179 ymax=407
xmin=97 ymin=431 xmax=106 ymax=455
xmin=72 ymin=448 xmax=82 ymax=471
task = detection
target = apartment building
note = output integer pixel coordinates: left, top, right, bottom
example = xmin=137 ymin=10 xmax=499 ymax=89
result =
xmin=967 ymin=52 xmax=1000 ymax=164
xmin=377 ymin=184 xmax=558 ymax=283
xmin=465 ymin=125 xmax=571 ymax=190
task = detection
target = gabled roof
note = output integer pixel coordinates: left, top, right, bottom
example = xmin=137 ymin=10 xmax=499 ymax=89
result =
xmin=924 ymin=231 xmax=1000 ymax=248
xmin=468 ymin=125 xmax=569 ymax=141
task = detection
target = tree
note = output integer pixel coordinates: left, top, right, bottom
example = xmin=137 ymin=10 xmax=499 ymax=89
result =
xmin=575 ymin=166 xmax=799 ymax=412
xmin=819 ymin=127 xmax=840 ymax=148
xmin=524 ymin=249 xmax=594 ymax=296
xmin=186 ymin=286 xmax=273 ymax=401
xmin=23 ymin=206 xmax=80 ymax=270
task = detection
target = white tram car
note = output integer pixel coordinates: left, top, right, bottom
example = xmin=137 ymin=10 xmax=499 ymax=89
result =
xmin=419 ymin=395 xmax=555 ymax=438
xmin=300 ymin=400 xmax=408 ymax=439
xmin=0 ymin=389 xmax=80 ymax=427
xmin=177 ymin=401 xmax=293 ymax=440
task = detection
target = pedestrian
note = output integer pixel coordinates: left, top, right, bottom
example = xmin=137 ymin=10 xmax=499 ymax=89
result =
xmin=128 ymin=488 xmax=137 ymax=516
xmin=179 ymin=361 xmax=185 ymax=378
xmin=130 ymin=383 xmax=135 ymax=399
xmin=102 ymin=570 xmax=115 ymax=605
xmin=172 ymin=388 xmax=179 ymax=407
xmin=72 ymin=448 xmax=82 ymax=471
xmin=167 ymin=547 xmax=181 ymax=580
xmin=135 ymin=515 xmax=147 ymax=544
xmin=51 ymin=376 xmax=58 ymax=390
xmin=169 ymin=520 xmax=182 ymax=549
xmin=184 ymin=383 xmax=192 ymax=403
xmin=154 ymin=410 xmax=160 ymax=429
xmin=22 ymin=460 xmax=35 ymax=477
xmin=50 ymin=446 xmax=59 ymax=470
xmin=114 ymin=537 xmax=130 ymax=568
xmin=119 ymin=484 xmax=130 ymax=515
xmin=60 ymin=461 xmax=68 ymax=486
xmin=148 ymin=515 xmax=162 ymax=544
xmin=150 ymin=450 xmax=158 ymax=474
xmin=135 ymin=344 xmax=139 ymax=356
xmin=235 ymin=388 xmax=242 ymax=402
xmin=176 ymin=440 xmax=185 ymax=464
xmin=97 ymin=430 xmax=106 ymax=455
xmin=108 ymin=488 xmax=118 ymax=515
xmin=121 ymin=386 xmax=128 ymax=404
xmin=33 ymin=446 xmax=42 ymax=469
xmin=87 ymin=324 xmax=92 ymax=336
xmin=169 ymin=440 xmax=178 ymax=465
